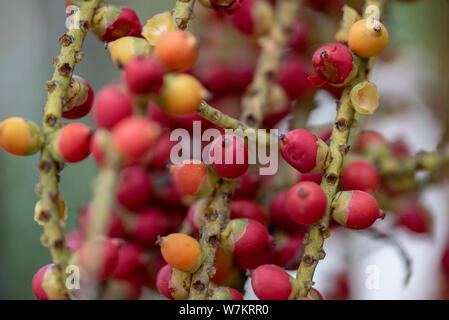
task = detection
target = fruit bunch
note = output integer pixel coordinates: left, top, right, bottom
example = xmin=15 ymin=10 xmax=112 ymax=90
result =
xmin=1 ymin=0 xmax=448 ymax=302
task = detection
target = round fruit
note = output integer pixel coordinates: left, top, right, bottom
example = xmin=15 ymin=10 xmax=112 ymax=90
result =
xmin=160 ymin=233 xmax=202 ymax=272
xmin=348 ymin=19 xmax=389 ymax=58
xmin=123 ymin=56 xmax=164 ymax=94
xmin=55 ymin=123 xmax=92 ymax=163
xmin=286 ymin=182 xmax=327 ymax=225
xmin=209 ymin=134 xmax=249 ymax=179
xmin=342 ymin=160 xmax=379 ymax=193
xmin=116 ymin=166 xmax=153 ymax=211
xmin=251 ymin=264 xmax=295 ymax=300
xmin=93 ymin=85 xmax=133 ymax=129
xmin=155 ymin=30 xmax=199 ymax=72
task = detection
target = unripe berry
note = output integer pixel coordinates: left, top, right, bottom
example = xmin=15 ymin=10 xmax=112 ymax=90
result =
xmin=107 ymin=36 xmax=152 ymax=67
xmin=156 ymin=264 xmax=191 ymax=300
xmin=348 ymin=19 xmax=389 ymax=58
xmin=159 ymin=74 xmax=207 ymax=116
xmin=116 ymin=166 xmax=153 ymax=211
xmin=0 ymin=117 xmax=43 ymax=156
xmin=251 ymin=264 xmax=297 ymax=300
xmin=92 ymin=5 xmax=142 ymax=42
xmin=155 ymin=30 xmax=199 ymax=72
xmin=221 ymin=218 xmax=272 ymax=257
xmin=209 ymin=134 xmax=249 ymax=179
xmin=53 ymin=123 xmax=92 ymax=163
xmin=210 ymin=287 xmax=244 ymax=300
xmin=160 ymin=233 xmax=204 ymax=272
xmin=32 ymin=264 xmax=68 ymax=300
xmin=111 ymin=243 xmax=147 ymax=280
xmin=332 ymin=190 xmax=384 ymax=230
xmin=170 ymin=159 xmax=217 ymax=197
xmin=397 ymin=202 xmax=432 ymax=234
xmin=62 ymin=76 xmax=95 ymax=119
xmin=231 ymin=199 xmax=266 ymax=225
xmin=280 ymin=129 xmax=329 ymax=174
xmin=286 ymin=182 xmax=327 ymax=225
xmin=123 ymin=56 xmax=164 ymax=95
xmin=93 ymin=85 xmax=133 ymax=129
xmin=131 ymin=207 xmax=168 ymax=246
xmin=112 ymin=116 xmax=162 ymax=163
xmin=78 ymin=237 xmax=121 ymax=280
xmin=342 ymin=160 xmax=379 ymax=193
xmin=277 ymin=55 xmax=312 ymax=100
xmin=308 ymin=43 xmax=355 ymax=87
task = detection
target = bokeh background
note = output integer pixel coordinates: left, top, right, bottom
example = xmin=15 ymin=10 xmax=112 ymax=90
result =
xmin=0 ymin=0 xmax=448 ymax=299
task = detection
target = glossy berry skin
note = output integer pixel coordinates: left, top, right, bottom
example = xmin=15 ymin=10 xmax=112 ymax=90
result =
xmin=251 ymin=264 xmax=294 ymax=300
xmin=397 ymin=202 xmax=431 ymax=234
xmin=170 ymin=160 xmax=208 ymax=195
xmin=277 ymin=55 xmax=312 ymax=100
xmin=209 ymin=134 xmax=249 ymax=179
xmin=308 ymin=44 xmax=354 ymax=87
xmin=160 ymin=233 xmax=202 ymax=272
xmin=131 ymin=208 xmax=168 ymax=246
xmin=221 ymin=218 xmax=272 ymax=257
xmin=348 ymin=19 xmax=389 ymax=58
xmin=286 ymin=182 xmax=327 ymax=225
xmin=107 ymin=36 xmax=152 ymax=67
xmin=116 ymin=166 xmax=153 ymax=211
xmin=93 ymin=85 xmax=133 ymax=129
xmin=112 ymin=117 xmax=161 ymax=164
xmin=342 ymin=160 xmax=379 ymax=193
xmin=123 ymin=56 xmax=164 ymax=95
xmin=56 ymin=123 xmax=92 ymax=163
xmin=62 ymin=80 xmax=95 ymax=119
xmin=155 ymin=30 xmax=199 ymax=72
xmin=231 ymin=199 xmax=266 ymax=225
xmin=156 ymin=264 xmax=175 ymax=300
xmin=332 ymin=190 xmax=384 ymax=230
xmin=111 ymin=243 xmax=146 ymax=280
xmin=280 ymin=129 xmax=329 ymax=174
xmin=0 ymin=117 xmax=32 ymax=156
xmin=78 ymin=237 xmax=121 ymax=280
xmin=93 ymin=6 xmax=142 ymax=43
xmin=32 ymin=264 xmax=51 ymax=300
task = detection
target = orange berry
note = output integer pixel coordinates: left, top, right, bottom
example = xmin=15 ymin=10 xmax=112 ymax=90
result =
xmin=155 ymin=30 xmax=199 ymax=72
xmin=212 ymin=247 xmax=233 ymax=284
xmin=0 ymin=117 xmax=31 ymax=155
xmin=170 ymin=159 xmax=208 ymax=195
xmin=348 ymin=19 xmax=389 ymax=58
xmin=160 ymin=74 xmax=207 ymax=116
xmin=160 ymin=233 xmax=201 ymax=271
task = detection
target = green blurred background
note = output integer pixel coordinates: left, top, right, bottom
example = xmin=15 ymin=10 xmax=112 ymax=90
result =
xmin=0 ymin=0 xmax=447 ymax=299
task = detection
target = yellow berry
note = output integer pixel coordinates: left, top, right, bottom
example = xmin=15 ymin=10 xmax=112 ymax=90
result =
xmin=0 ymin=117 xmax=31 ymax=156
xmin=160 ymin=233 xmax=201 ymax=271
xmin=348 ymin=19 xmax=388 ymax=58
xmin=107 ymin=36 xmax=152 ymax=67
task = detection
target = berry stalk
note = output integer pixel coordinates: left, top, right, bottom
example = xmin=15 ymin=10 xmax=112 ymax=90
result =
xmin=173 ymin=0 xmax=197 ymax=30
xmin=37 ymin=0 xmax=101 ymax=286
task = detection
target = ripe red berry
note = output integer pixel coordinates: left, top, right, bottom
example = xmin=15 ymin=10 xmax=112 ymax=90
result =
xmin=299 ymin=172 xmax=324 ymax=184
xmin=92 ymin=6 xmax=142 ymax=42
xmin=235 ymin=248 xmax=274 ymax=272
xmin=227 ymin=0 xmax=255 ymax=35
xmin=147 ymin=132 xmax=175 ymax=170
xmin=131 ymin=207 xmax=168 ymax=246
xmin=93 ymin=85 xmax=133 ymax=129
xmin=308 ymin=43 xmax=355 ymax=87
xmin=270 ymin=191 xmax=301 ymax=232
xmin=112 ymin=116 xmax=162 ymax=163
xmin=342 ymin=160 xmax=379 ymax=193
xmin=123 ymin=56 xmax=164 ymax=94
xmin=79 ymin=204 xmax=125 ymax=239
xmin=54 ymin=123 xmax=92 ymax=163
xmin=78 ymin=237 xmax=121 ymax=280
xmin=251 ymin=264 xmax=295 ymax=300
xmin=234 ymin=170 xmax=261 ymax=198
xmin=286 ymin=182 xmax=327 ymax=225
xmin=221 ymin=218 xmax=272 ymax=257
xmin=231 ymin=199 xmax=266 ymax=225
xmin=211 ymin=247 xmax=234 ymax=285
xmin=355 ymin=130 xmax=386 ymax=152
xmin=209 ymin=134 xmax=249 ymax=179
xmin=111 ymin=243 xmax=147 ymax=280
xmin=116 ymin=166 xmax=153 ymax=211
xmin=397 ymin=201 xmax=432 ymax=234
xmin=277 ymin=55 xmax=312 ymax=100
xmin=280 ymin=129 xmax=329 ymax=174
xmin=62 ymin=76 xmax=95 ymax=119
xmin=32 ymin=264 xmax=66 ymax=300
xmin=289 ymin=21 xmax=311 ymax=53
xmin=274 ymin=232 xmax=304 ymax=269
xmin=90 ymin=131 xmax=105 ymax=167
xmin=156 ymin=264 xmax=191 ymax=300
xmin=332 ymin=190 xmax=384 ymax=230
xmin=156 ymin=264 xmax=175 ymax=300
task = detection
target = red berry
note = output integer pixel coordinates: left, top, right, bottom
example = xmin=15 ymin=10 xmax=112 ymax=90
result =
xmin=442 ymin=243 xmax=449 ymax=277
xmin=280 ymin=129 xmax=329 ymax=174
xmin=56 ymin=123 xmax=92 ymax=163
xmin=270 ymin=191 xmax=301 ymax=233
xmin=131 ymin=207 xmax=168 ymax=246
xmin=235 ymin=248 xmax=274 ymax=272
xmin=156 ymin=264 xmax=175 ymax=300
xmin=209 ymin=134 xmax=249 ymax=179
xmin=289 ymin=21 xmax=310 ymax=53
xmin=234 ymin=170 xmax=261 ymax=198
xmin=78 ymin=237 xmax=121 ymax=280
xmin=62 ymin=77 xmax=95 ymax=119
xmin=277 ymin=55 xmax=312 ymax=100
xmin=299 ymin=172 xmax=324 ymax=184
xmin=66 ymin=230 xmax=82 ymax=252
xmin=221 ymin=218 xmax=272 ymax=257
xmin=147 ymin=101 xmax=177 ymax=128
xmin=211 ymin=0 xmax=245 ymax=14
xmin=355 ymin=130 xmax=386 ymax=151
xmin=397 ymin=202 xmax=432 ymax=234
xmin=123 ymin=56 xmax=164 ymax=94
xmin=90 ymin=131 xmax=105 ymax=167
xmin=32 ymin=264 xmax=51 ymax=300
xmin=170 ymin=159 xmax=209 ymax=196
xmin=342 ymin=160 xmax=379 ymax=193
xmin=116 ymin=166 xmax=153 ymax=211
xmin=308 ymin=43 xmax=355 ymax=87
xmin=251 ymin=264 xmax=294 ymax=300
xmin=390 ymin=138 xmax=410 ymax=159
xmin=79 ymin=205 xmax=125 ymax=239
xmin=227 ymin=288 xmax=244 ymax=300
xmin=112 ymin=116 xmax=162 ymax=163
xmin=231 ymin=199 xmax=266 ymax=225
xmin=93 ymin=6 xmax=142 ymax=42
xmin=94 ymin=85 xmax=133 ymax=129
xmin=111 ymin=243 xmax=146 ymax=280
xmin=274 ymin=233 xmax=304 ymax=269
xmin=228 ymin=0 xmax=255 ymax=34
xmin=332 ymin=190 xmax=384 ymax=230
xmin=286 ymin=182 xmax=327 ymax=225
xmin=147 ymin=132 xmax=175 ymax=170
xmin=309 ymin=288 xmax=324 ymax=300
